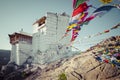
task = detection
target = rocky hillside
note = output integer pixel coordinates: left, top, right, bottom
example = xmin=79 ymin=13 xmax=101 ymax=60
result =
xmin=25 ymin=36 xmax=120 ymax=80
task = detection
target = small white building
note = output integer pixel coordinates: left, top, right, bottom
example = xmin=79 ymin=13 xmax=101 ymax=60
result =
xmin=8 ymin=31 xmax=32 ymax=65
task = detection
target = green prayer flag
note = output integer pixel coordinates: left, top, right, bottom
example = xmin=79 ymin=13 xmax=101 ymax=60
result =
xmin=75 ymin=0 xmax=87 ymax=8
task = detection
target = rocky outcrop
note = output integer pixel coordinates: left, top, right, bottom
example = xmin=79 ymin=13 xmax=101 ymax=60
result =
xmin=25 ymin=36 xmax=120 ymax=80
xmin=25 ymin=52 xmax=120 ymax=80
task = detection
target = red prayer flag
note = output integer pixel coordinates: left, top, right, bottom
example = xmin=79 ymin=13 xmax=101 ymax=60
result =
xmin=72 ymin=2 xmax=89 ymax=17
xmin=70 ymin=29 xmax=79 ymax=42
xmin=104 ymin=30 xmax=110 ymax=33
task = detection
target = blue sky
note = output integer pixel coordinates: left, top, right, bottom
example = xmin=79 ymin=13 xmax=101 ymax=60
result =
xmin=0 ymin=0 xmax=120 ymax=51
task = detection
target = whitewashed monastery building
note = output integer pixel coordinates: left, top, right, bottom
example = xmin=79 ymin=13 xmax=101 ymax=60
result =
xmin=9 ymin=12 xmax=76 ymax=65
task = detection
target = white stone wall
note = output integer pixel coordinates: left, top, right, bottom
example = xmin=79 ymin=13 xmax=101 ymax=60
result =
xmin=11 ymin=44 xmax=17 ymax=63
xmin=18 ymin=41 xmax=32 ymax=65
xmin=11 ymin=41 xmax=32 ymax=65
xmin=33 ymin=23 xmax=39 ymax=33
xmin=32 ymin=33 xmax=39 ymax=54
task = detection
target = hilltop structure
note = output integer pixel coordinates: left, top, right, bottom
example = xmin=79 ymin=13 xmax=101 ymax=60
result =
xmin=9 ymin=12 xmax=76 ymax=65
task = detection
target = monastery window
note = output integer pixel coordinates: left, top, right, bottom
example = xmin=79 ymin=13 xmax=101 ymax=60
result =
xmin=23 ymin=36 xmax=25 ymax=41
xmin=17 ymin=34 xmax=19 ymax=38
xmin=21 ymin=37 xmax=24 ymax=41
xmin=19 ymin=37 xmax=22 ymax=41
xmin=25 ymin=37 xmax=28 ymax=41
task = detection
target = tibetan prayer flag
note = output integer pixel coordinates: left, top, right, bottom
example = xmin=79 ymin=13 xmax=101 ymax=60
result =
xmin=99 ymin=0 xmax=113 ymax=4
xmin=75 ymin=0 xmax=87 ymax=8
xmin=104 ymin=30 xmax=110 ymax=33
xmin=71 ymin=29 xmax=79 ymax=42
xmin=72 ymin=2 xmax=89 ymax=17
xmin=73 ymin=0 xmax=77 ymax=9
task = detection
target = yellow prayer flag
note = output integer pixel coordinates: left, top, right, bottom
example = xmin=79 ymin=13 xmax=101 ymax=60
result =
xmin=67 ymin=24 xmax=77 ymax=29
xmin=99 ymin=0 xmax=113 ymax=4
